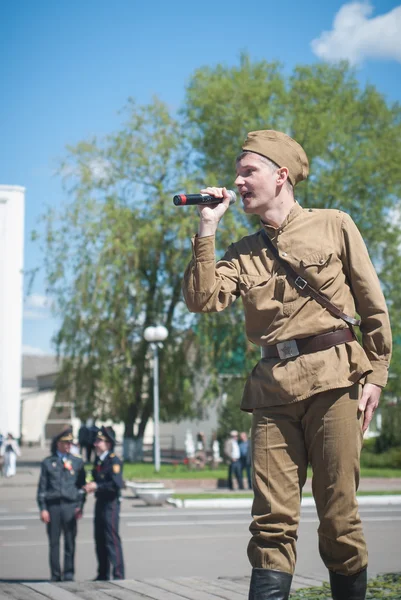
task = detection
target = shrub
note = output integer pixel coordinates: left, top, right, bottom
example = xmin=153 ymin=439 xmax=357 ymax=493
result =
xmin=360 ymin=446 xmax=401 ymax=468
xmin=375 ymin=401 xmax=401 ymax=453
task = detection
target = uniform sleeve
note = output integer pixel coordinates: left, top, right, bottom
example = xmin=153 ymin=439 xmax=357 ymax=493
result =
xmin=96 ymin=457 xmax=124 ymax=492
xmin=182 ymin=235 xmax=241 ymax=313
xmin=37 ymin=462 xmax=48 ymax=511
xmin=341 ymin=213 xmax=392 ymax=387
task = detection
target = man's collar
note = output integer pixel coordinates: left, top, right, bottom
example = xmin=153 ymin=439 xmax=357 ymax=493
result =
xmin=99 ymin=450 xmax=109 ymax=462
xmin=261 ymin=201 xmax=303 ymax=233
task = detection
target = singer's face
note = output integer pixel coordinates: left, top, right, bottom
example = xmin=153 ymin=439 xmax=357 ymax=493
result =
xmin=235 ymin=153 xmax=278 ymax=215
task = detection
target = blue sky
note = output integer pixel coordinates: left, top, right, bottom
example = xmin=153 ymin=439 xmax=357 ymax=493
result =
xmin=1 ymin=0 xmax=400 ymax=355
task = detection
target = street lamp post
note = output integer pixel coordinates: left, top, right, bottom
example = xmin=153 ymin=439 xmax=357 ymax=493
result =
xmin=143 ymin=325 xmax=168 ymax=472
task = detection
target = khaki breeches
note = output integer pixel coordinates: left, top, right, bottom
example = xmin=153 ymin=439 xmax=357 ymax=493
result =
xmin=248 ymin=383 xmax=367 ymax=576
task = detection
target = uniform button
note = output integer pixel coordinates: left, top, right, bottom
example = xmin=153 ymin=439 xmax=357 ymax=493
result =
xmin=282 ymin=252 xmax=287 ymax=257
xmin=319 ymin=259 xmax=325 ymax=264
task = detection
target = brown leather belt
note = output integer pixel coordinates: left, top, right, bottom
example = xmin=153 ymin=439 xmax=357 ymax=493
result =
xmin=261 ymin=328 xmax=355 ymax=360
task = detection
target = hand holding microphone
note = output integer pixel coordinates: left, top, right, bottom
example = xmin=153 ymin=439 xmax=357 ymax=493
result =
xmin=173 ymin=189 xmax=237 ymax=206
xmin=175 ymin=187 xmax=235 ymax=237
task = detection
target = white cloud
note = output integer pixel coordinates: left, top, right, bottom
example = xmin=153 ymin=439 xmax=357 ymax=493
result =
xmin=22 ymin=344 xmax=46 ymax=355
xmin=59 ymin=158 xmax=112 ymax=182
xmin=23 ymin=294 xmax=53 ymax=320
xmin=311 ymin=2 xmax=401 ymax=65
xmin=88 ymin=158 xmax=112 ymax=181
xmin=25 ymin=294 xmax=53 ymax=309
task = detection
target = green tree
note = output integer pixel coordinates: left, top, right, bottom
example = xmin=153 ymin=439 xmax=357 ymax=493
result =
xmin=38 ymin=98 xmax=218 ymax=458
xmin=375 ymin=401 xmax=401 ymax=453
xmin=183 ymin=55 xmax=401 ymax=397
xmin=217 ymin=376 xmax=252 ymax=445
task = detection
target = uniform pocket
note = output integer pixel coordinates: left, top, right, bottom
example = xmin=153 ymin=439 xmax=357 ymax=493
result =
xmin=298 ymin=249 xmax=335 ymax=291
xmin=239 ymin=274 xmax=273 ymax=305
xmin=239 ymin=274 xmax=271 ymax=291
xmin=300 ymin=250 xmax=333 ymax=269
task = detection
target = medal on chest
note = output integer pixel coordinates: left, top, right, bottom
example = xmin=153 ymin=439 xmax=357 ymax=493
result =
xmin=63 ymin=458 xmax=75 ymax=475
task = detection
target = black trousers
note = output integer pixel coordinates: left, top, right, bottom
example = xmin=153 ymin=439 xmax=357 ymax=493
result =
xmin=95 ymin=498 xmax=125 ymax=580
xmin=86 ymin=445 xmax=95 ymax=463
xmin=228 ymin=459 xmax=244 ymax=490
xmin=47 ymin=502 xmax=77 ymax=581
xmin=241 ymin=456 xmax=252 ymax=489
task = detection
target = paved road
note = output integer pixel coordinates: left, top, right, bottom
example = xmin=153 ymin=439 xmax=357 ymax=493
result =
xmin=0 ymin=491 xmax=400 ymax=583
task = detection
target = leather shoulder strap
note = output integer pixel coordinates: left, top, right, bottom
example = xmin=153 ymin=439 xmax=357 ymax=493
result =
xmin=261 ymin=229 xmax=361 ymax=327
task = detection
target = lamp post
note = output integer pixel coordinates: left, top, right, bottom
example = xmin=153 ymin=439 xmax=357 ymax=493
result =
xmin=143 ymin=325 xmax=168 ymax=472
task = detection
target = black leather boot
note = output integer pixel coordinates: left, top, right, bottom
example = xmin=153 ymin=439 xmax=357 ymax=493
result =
xmin=248 ymin=568 xmax=293 ymax=600
xmin=329 ymin=568 xmax=367 ymax=600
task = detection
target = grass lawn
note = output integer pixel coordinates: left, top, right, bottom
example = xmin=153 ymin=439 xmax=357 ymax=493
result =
xmin=289 ymin=572 xmax=401 ymax=599
xmin=120 ymin=463 xmax=401 ymax=481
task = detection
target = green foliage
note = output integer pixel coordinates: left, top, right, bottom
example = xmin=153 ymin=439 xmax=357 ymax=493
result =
xmin=122 ymin=463 xmax=401 ymax=480
xmin=359 ymin=468 xmax=401 ymax=477
xmin=123 ymin=463 xmax=228 ymax=480
xmin=289 ymin=573 xmax=401 ymax=599
xmin=216 ymin=377 xmax=252 ymax=444
xmin=361 ymin=446 xmax=401 ymax=469
xmin=39 ymin=98 xmax=217 ymax=439
xmin=375 ymin=402 xmax=401 ymax=453
xmin=362 ymin=437 xmax=377 ymax=453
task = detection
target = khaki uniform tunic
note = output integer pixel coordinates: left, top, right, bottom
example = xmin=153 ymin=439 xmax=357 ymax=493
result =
xmin=182 ymin=203 xmax=392 ymax=408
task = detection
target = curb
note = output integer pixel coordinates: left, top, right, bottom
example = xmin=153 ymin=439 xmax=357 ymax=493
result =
xmin=170 ymin=494 xmax=401 ymax=509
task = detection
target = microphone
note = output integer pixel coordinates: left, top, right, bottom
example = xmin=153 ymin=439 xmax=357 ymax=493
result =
xmin=173 ymin=190 xmax=237 ymax=206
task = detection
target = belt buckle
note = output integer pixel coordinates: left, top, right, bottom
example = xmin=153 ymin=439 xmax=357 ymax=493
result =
xmin=276 ymin=340 xmax=299 ymax=360
xmin=294 ymin=276 xmax=308 ymax=290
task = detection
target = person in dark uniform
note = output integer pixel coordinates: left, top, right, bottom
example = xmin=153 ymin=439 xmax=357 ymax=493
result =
xmin=84 ymin=426 xmax=125 ymax=581
xmin=86 ymin=423 xmax=100 ymax=464
xmin=37 ymin=427 xmax=86 ymax=582
xmin=78 ymin=423 xmax=90 ymax=461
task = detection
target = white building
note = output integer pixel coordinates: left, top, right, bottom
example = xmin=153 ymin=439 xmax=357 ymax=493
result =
xmin=0 ymin=185 xmax=25 ymax=438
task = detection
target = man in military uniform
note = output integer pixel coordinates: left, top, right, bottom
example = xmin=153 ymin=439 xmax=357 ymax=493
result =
xmin=84 ymin=426 xmax=125 ymax=581
xmin=182 ymin=130 xmax=392 ymax=600
xmin=37 ymin=427 xmax=86 ymax=582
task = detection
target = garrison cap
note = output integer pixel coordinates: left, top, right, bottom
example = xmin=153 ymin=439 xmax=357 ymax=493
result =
xmin=53 ymin=427 xmax=73 ymax=444
xmin=241 ymin=130 xmax=309 ymax=186
xmin=96 ymin=426 xmax=116 ymax=448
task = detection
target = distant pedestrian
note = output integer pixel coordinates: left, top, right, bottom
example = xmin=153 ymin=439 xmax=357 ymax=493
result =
xmin=211 ymin=431 xmax=222 ymax=469
xmin=37 ymin=427 xmax=86 ymax=582
xmin=239 ymin=431 xmax=252 ymax=490
xmin=78 ymin=423 xmax=90 ymax=460
xmin=84 ymin=426 xmax=125 ymax=581
xmin=224 ymin=430 xmax=244 ymax=490
xmin=195 ymin=431 xmax=207 ymax=469
xmin=0 ymin=433 xmax=21 ymax=477
xmin=87 ymin=423 xmax=100 ymax=463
